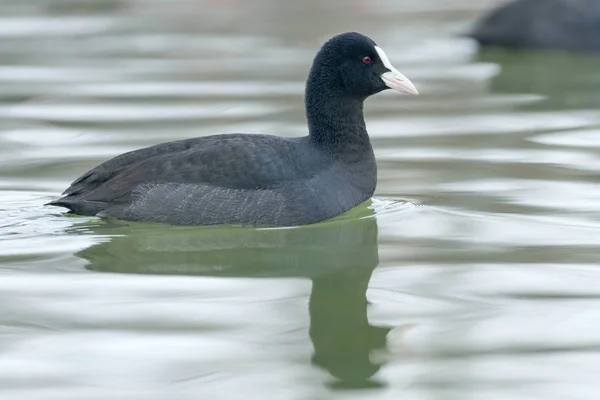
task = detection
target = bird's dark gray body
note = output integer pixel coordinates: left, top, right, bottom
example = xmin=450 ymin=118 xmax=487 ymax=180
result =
xmin=48 ymin=32 xmax=417 ymax=226
xmin=51 ymin=134 xmax=376 ymax=226
xmin=469 ymin=0 xmax=600 ymax=53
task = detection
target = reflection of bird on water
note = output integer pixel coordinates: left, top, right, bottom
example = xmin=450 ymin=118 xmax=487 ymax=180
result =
xmin=475 ymin=49 xmax=600 ymax=111
xmin=468 ymin=0 xmax=600 ymax=53
xmin=74 ymin=206 xmax=407 ymax=387
xmin=308 ymin=264 xmax=388 ymax=388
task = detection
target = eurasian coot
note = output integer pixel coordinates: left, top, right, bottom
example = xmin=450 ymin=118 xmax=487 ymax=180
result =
xmin=47 ymin=32 xmax=418 ymax=226
xmin=468 ymin=0 xmax=600 ymax=53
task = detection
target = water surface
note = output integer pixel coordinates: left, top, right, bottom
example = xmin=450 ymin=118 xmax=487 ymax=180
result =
xmin=1 ymin=1 xmax=600 ymax=399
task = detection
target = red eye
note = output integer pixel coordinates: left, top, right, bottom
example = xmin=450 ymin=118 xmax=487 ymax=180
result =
xmin=362 ymin=56 xmax=371 ymax=65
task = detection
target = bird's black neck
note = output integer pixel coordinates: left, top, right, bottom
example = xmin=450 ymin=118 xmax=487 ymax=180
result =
xmin=305 ymin=70 xmax=371 ymax=155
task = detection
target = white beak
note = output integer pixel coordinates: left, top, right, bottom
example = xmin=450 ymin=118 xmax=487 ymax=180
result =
xmin=375 ymin=46 xmax=418 ymax=95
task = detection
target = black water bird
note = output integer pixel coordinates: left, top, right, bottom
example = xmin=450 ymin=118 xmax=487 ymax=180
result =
xmin=48 ymin=32 xmax=417 ymax=226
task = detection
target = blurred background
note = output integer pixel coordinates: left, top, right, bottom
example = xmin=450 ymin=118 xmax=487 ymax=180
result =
xmin=1 ymin=0 xmax=600 ymax=399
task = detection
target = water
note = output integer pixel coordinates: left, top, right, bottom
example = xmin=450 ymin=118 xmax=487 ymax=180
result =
xmin=1 ymin=0 xmax=600 ymax=399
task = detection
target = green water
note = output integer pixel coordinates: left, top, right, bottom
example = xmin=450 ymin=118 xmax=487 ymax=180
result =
xmin=1 ymin=1 xmax=600 ymax=399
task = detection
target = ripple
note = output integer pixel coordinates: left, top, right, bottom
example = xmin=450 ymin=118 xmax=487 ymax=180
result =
xmin=60 ymin=81 xmax=305 ymax=98
xmin=0 ymin=102 xmax=282 ymax=122
xmin=440 ymin=179 xmax=600 ymax=213
xmin=0 ymin=66 xmax=123 ymax=82
xmin=368 ymin=111 xmax=600 ymax=138
xmin=0 ymin=17 xmax=115 ymax=37
xmin=530 ymin=128 xmax=600 ymax=148
xmin=0 ymin=191 xmax=98 ymax=258
xmin=377 ymin=147 xmax=600 ymax=171
xmin=370 ymin=197 xmax=421 ymax=220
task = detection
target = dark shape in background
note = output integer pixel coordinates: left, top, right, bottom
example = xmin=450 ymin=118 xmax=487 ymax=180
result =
xmin=75 ymin=206 xmax=395 ymax=388
xmin=468 ymin=0 xmax=600 ymax=53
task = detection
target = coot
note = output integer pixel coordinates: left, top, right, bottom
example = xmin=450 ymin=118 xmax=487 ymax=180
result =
xmin=47 ymin=32 xmax=418 ymax=226
xmin=468 ymin=0 xmax=600 ymax=53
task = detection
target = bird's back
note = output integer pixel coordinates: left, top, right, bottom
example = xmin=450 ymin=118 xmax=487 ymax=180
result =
xmin=49 ymin=134 xmax=377 ymax=226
